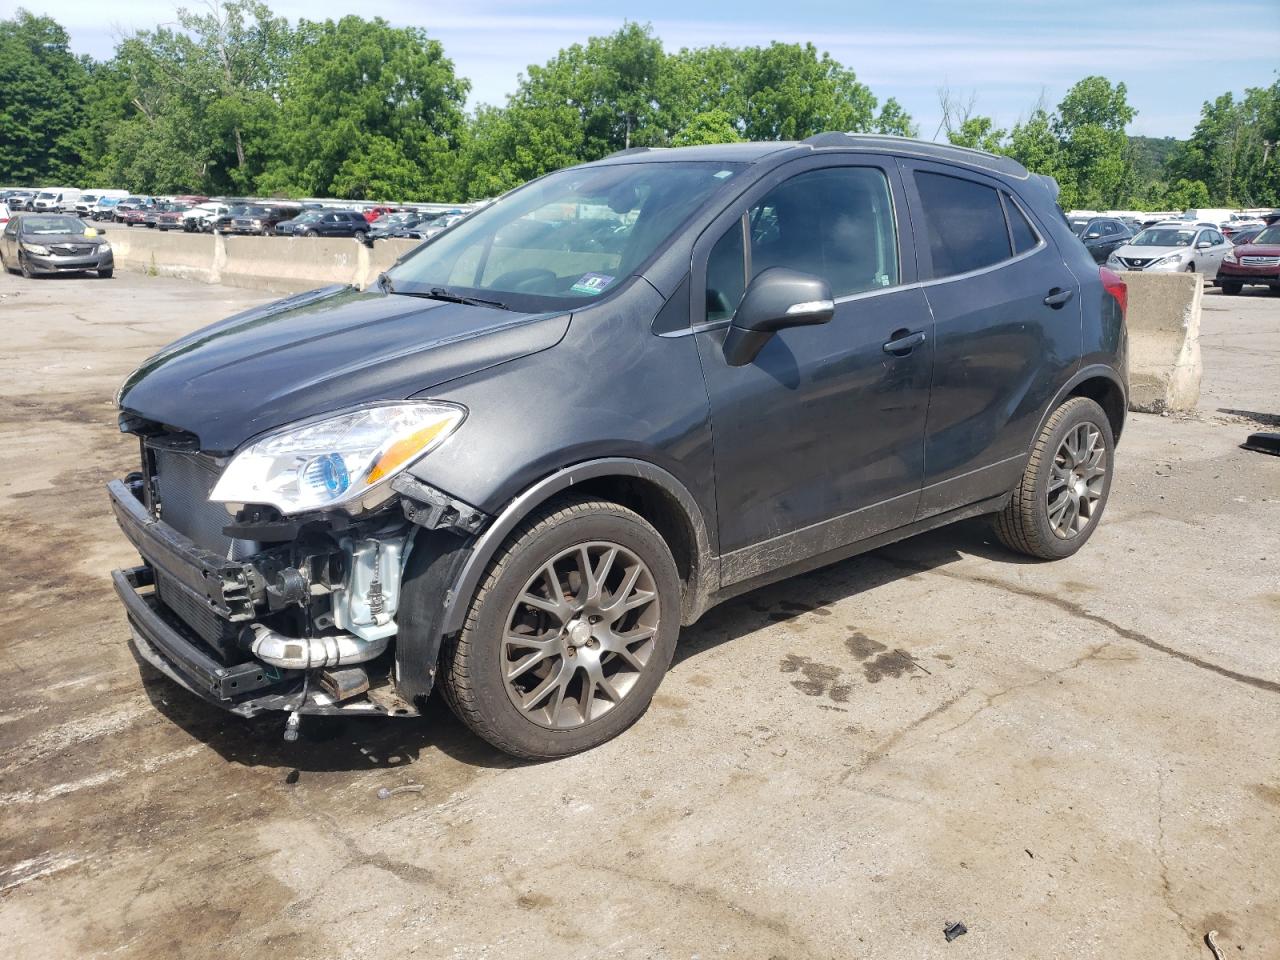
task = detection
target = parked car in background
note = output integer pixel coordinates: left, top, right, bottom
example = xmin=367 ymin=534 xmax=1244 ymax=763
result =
xmin=361 ymin=205 xmax=395 ymax=223
xmin=92 ymin=197 xmax=123 ymax=221
xmin=1 ymin=189 xmax=35 ymax=210
xmin=225 ymin=204 xmax=302 ymax=235
xmin=1222 ymin=218 xmax=1264 ymax=239
xmin=114 ymin=196 xmax=155 ymax=223
xmin=184 ymin=202 xmax=229 ymax=232
xmin=107 ymin=136 xmax=1128 ymax=757
xmin=1229 ymin=226 xmax=1265 ymax=246
xmin=209 ymin=203 xmax=251 ymax=233
xmin=0 ymin=203 xmax=10 ymax=229
xmin=1 ymin=212 xmax=113 ymax=278
xmin=1216 ymin=224 xmax=1280 ymax=294
xmin=364 ymin=211 xmax=438 ymax=242
xmin=1106 ymin=223 xmax=1232 ymax=277
xmin=1072 ymin=217 xmax=1134 ymax=263
xmin=153 ymin=202 xmax=195 ymax=230
xmin=272 ymin=210 xmax=324 ymax=236
xmin=32 ymin=188 xmax=81 ymax=212
xmin=77 ymin=189 xmax=127 ymax=216
xmin=283 ymin=208 xmax=370 ymax=237
xmin=117 ymin=204 xmax=156 ymax=228
xmin=419 ymin=211 xmax=470 ymax=239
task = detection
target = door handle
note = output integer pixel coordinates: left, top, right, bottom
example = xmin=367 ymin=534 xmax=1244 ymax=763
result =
xmin=882 ymin=329 xmax=927 ymax=356
xmin=1043 ymin=287 xmax=1074 ymax=308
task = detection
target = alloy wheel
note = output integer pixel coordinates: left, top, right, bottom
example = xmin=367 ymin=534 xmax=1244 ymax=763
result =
xmin=501 ymin=541 xmax=659 ymax=729
xmin=1048 ymin=422 xmax=1106 ymax=539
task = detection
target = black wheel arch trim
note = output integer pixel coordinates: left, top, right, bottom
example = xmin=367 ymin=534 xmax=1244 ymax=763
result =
xmin=442 ymin=457 xmax=717 ymax=635
xmin=395 ymin=457 xmax=717 ymax=707
xmin=1036 ymin=364 xmax=1128 ymax=447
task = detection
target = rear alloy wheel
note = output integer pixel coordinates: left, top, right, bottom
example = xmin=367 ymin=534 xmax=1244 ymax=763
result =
xmin=994 ymin=397 xmax=1114 ymax=560
xmin=438 ymin=496 xmax=680 ymax=759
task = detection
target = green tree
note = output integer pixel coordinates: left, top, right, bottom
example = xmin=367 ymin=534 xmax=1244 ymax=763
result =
xmin=947 ymin=116 xmax=1006 ymax=152
xmin=1169 ymin=83 xmax=1280 ymax=205
xmin=875 ymin=98 xmax=917 ymax=137
xmin=672 ymin=108 xmax=743 ymax=146
xmin=260 ymin=16 xmax=468 ymax=199
xmin=1052 ymin=76 xmax=1136 ymax=208
xmin=0 ymin=9 xmax=89 ymax=184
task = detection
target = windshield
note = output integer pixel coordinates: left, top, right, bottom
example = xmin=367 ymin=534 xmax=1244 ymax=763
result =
xmin=22 ymin=216 xmax=87 ymax=235
xmin=1070 ymin=218 xmax=1090 ymax=235
xmin=291 ymin=211 xmax=323 ymax=223
xmin=1131 ymin=228 xmax=1196 ymax=247
xmin=37 ymin=192 xmax=57 ymax=199
xmin=387 ymin=161 xmax=745 ymax=311
xmin=1251 ymin=225 xmax=1280 ymax=245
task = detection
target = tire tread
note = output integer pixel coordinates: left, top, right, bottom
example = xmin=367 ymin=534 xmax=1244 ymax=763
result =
xmin=994 ymin=396 xmax=1104 ymax=559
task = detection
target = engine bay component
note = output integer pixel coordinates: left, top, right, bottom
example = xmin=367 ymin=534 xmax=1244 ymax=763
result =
xmin=246 ymin=623 xmax=389 ymax=670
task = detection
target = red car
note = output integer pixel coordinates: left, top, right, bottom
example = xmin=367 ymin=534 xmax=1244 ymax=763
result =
xmin=362 ymin=205 xmax=395 ymax=223
xmin=1217 ymin=223 xmax=1280 ymax=294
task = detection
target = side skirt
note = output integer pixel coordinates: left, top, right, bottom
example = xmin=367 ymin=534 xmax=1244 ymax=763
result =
xmin=699 ymin=492 xmax=1010 ymax=616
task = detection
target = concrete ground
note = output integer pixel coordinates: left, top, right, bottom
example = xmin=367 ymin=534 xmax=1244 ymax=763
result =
xmin=0 ymin=271 xmax=1277 ymax=960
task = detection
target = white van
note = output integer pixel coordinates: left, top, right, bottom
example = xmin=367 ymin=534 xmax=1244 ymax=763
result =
xmin=32 ymin=188 xmax=82 ymax=212
xmin=77 ymin=189 xmax=126 ymax=215
xmin=1182 ymin=208 xmax=1235 ymax=227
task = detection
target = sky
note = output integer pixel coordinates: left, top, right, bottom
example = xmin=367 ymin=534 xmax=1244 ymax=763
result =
xmin=9 ymin=0 xmax=1280 ymax=140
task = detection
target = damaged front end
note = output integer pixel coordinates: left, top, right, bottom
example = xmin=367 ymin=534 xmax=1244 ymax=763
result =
xmin=109 ymin=419 xmax=486 ymax=720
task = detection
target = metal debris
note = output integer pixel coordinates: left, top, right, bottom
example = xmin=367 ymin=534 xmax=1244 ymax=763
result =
xmin=377 ymin=783 xmax=425 ymax=800
xmin=1241 ymin=432 xmax=1280 ymax=456
xmin=1205 ymin=930 xmax=1226 ymax=960
xmin=944 ymin=921 xmax=968 ymax=942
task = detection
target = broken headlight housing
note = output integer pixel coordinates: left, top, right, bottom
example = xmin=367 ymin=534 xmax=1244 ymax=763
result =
xmin=210 ymin=401 xmax=465 ymax=515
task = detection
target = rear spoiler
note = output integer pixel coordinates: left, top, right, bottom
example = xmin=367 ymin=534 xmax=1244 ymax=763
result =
xmin=1034 ymin=173 xmax=1061 ymax=201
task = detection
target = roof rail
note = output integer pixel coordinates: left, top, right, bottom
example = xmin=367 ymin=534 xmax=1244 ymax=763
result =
xmin=603 ymin=146 xmax=661 ymax=160
xmin=800 ymin=131 xmax=1031 ymax=180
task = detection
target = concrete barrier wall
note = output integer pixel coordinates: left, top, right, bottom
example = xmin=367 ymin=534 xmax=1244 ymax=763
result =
xmin=1123 ymin=271 xmax=1202 ymax=414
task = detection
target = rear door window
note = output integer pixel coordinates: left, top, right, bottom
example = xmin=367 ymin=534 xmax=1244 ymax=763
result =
xmin=913 ymin=171 xmax=1012 ymax=278
xmin=1002 ymin=193 xmax=1040 ymax=255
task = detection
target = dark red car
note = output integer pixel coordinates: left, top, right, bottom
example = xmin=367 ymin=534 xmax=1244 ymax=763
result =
xmin=1217 ymin=224 xmax=1280 ymax=294
xmin=153 ymin=202 xmax=194 ymax=231
xmin=362 ymin=205 xmax=395 ymax=223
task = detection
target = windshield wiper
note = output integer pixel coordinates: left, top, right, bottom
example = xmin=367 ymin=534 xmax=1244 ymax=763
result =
xmin=422 ymin=286 xmax=510 ymax=311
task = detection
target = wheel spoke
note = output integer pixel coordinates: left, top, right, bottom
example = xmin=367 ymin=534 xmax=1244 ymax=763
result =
xmin=502 ymin=539 xmax=660 ymax=730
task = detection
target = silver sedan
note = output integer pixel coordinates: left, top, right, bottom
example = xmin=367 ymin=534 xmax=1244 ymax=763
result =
xmin=1105 ymin=223 xmax=1233 ymax=279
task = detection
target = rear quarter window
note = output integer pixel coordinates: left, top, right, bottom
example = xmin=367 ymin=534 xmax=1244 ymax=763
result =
xmin=913 ymin=171 xmax=1012 ymax=278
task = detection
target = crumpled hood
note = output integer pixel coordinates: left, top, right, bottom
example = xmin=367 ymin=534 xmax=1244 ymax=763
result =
xmin=118 ymin=285 xmax=569 ymax=453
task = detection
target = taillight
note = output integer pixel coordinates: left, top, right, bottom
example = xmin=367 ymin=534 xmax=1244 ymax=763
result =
xmin=1100 ymin=266 xmax=1127 ymax=316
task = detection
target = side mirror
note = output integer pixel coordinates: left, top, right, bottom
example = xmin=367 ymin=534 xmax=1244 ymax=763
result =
xmin=1196 ymin=240 xmax=1212 ymax=249
xmin=723 ymin=267 xmax=834 ymax=367
xmin=1084 ymin=232 xmax=1101 ymax=240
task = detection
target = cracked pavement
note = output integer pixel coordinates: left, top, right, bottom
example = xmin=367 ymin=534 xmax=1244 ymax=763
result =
xmin=1 ymin=271 xmax=1277 ymax=959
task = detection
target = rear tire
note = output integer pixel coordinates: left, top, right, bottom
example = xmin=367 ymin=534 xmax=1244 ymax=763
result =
xmin=993 ymin=397 xmax=1114 ymax=560
xmin=437 ymin=496 xmax=681 ymax=759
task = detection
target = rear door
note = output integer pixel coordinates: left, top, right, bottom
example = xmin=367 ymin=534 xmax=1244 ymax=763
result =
xmin=900 ymin=160 xmax=1082 ymax=518
xmin=691 ymin=156 xmax=935 ymax=578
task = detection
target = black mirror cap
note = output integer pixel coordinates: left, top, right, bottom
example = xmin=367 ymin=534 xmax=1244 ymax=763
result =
xmin=724 ymin=267 xmax=834 ymax=367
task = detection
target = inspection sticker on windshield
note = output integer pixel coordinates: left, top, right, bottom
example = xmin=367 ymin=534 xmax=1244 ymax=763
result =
xmin=571 ymin=273 xmax=615 ymax=295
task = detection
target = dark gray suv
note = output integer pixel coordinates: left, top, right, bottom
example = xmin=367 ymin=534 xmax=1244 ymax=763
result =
xmin=108 ymin=135 xmax=1128 ymax=758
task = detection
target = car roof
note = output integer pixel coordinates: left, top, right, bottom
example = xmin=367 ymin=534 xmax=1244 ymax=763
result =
xmin=591 ymin=133 xmax=1032 ymax=181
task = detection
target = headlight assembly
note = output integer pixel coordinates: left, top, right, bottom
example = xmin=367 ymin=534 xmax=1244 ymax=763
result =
xmin=210 ymin=402 xmax=465 ymax=515
xmin=22 ymin=243 xmax=50 ymax=255
xmin=1223 ymin=252 xmax=1237 ymax=264
xmin=1153 ymin=252 xmax=1184 ymax=266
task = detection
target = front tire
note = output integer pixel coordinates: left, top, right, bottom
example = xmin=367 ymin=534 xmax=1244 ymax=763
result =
xmin=98 ymin=267 xmax=113 ymax=279
xmin=438 ymin=496 xmax=681 ymax=759
xmin=1221 ymin=281 xmax=1242 ymax=295
xmin=993 ymin=397 xmax=1114 ymax=560
xmin=18 ymin=252 xmax=34 ymax=278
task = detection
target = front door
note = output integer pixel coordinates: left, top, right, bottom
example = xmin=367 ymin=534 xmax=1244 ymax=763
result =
xmin=691 ymin=159 xmax=934 ymax=584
